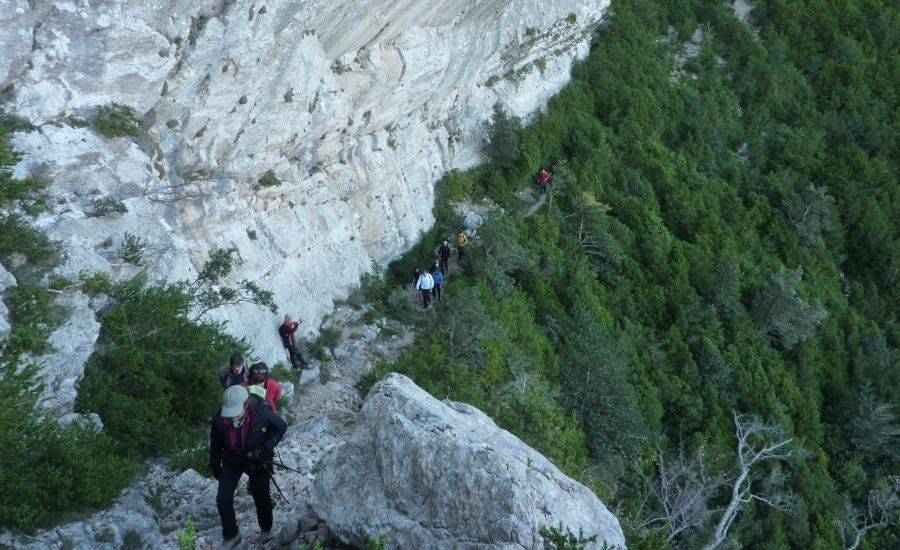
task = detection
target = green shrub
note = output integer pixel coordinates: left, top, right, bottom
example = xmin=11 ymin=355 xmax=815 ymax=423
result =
xmin=87 ymin=196 xmax=127 ymax=218
xmin=4 ymin=283 xmax=63 ymax=355
xmin=91 ymin=104 xmax=142 ymax=139
xmin=47 ymin=274 xmax=73 ymax=290
xmin=270 ymin=363 xmax=299 ymax=389
xmin=119 ymin=232 xmax=149 ymax=266
xmin=0 ymin=215 xmax=56 ymax=280
xmin=539 ymin=524 xmax=597 ymax=550
xmin=177 ymin=516 xmax=197 ymax=550
xmin=438 ymin=169 xmax=475 ymax=202
xmin=362 ymin=308 xmax=380 ymax=325
xmin=76 ymin=276 xmax=249 ymax=457
xmin=316 ymin=326 xmax=342 ymax=356
xmin=257 ymin=169 xmax=282 ymax=188
xmin=0 ymin=356 xmax=135 ymax=529
xmin=483 ymin=103 xmax=522 ymax=172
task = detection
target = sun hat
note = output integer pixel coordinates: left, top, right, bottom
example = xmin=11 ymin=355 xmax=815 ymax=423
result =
xmin=221 ymin=385 xmax=249 ymax=418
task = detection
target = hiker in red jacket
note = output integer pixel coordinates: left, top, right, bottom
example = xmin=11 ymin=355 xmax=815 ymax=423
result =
xmin=537 ymin=168 xmax=552 ymax=195
xmin=279 ymin=315 xmax=309 ymax=369
xmin=244 ymin=362 xmax=285 ymax=413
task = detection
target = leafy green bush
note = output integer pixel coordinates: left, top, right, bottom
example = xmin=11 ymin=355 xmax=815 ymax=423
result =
xmin=0 ymin=356 xmax=134 ymax=529
xmin=91 ymin=103 xmax=142 ymax=139
xmin=539 ymin=524 xmax=597 ymax=550
xmin=177 ymin=516 xmax=197 ymax=550
xmin=257 ymin=169 xmax=282 ymax=189
xmin=316 ymin=326 xmax=342 ymax=357
xmin=4 ymin=283 xmax=63 ymax=355
xmin=483 ymin=103 xmax=522 ymax=172
xmin=76 ymin=274 xmax=249 ymax=457
xmin=439 ymin=169 xmax=475 ymax=202
xmin=119 ymin=232 xmax=150 ymax=266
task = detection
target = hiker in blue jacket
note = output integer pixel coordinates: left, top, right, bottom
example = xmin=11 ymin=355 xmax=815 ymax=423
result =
xmin=430 ymin=263 xmax=444 ymax=301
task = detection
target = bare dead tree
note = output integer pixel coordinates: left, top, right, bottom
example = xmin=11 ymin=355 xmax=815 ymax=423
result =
xmin=701 ymin=411 xmax=800 ymax=550
xmin=835 ymin=477 xmax=899 ymax=550
xmin=637 ymin=446 xmax=724 ymax=543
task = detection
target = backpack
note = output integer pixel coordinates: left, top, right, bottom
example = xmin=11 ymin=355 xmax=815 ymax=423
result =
xmin=433 ymin=271 xmax=444 ymax=284
xmin=278 ymin=323 xmax=292 ymax=347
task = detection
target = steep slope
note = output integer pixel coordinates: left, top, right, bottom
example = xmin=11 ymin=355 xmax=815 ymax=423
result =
xmin=2 ymin=0 xmax=608 ymax=375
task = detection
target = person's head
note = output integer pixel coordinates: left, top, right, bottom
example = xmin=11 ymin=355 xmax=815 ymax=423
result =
xmin=221 ymin=385 xmax=249 ymax=420
xmin=443 ymin=240 xmax=448 ymax=246
xmin=229 ymin=353 xmax=245 ymax=374
xmin=284 ymin=314 xmax=292 ymax=323
xmin=249 ymin=362 xmax=269 ymax=385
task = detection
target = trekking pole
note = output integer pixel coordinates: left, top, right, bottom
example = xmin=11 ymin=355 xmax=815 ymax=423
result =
xmin=267 ymin=468 xmax=290 ymax=504
xmin=270 ymin=460 xmax=304 ymax=475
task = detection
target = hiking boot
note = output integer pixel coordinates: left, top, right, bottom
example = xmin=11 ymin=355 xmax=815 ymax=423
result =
xmin=220 ymin=534 xmax=242 ymax=549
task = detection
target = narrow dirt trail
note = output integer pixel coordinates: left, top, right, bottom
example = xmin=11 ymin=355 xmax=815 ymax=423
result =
xmin=9 ymin=306 xmax=414 ymax=550
xmin=523 ymin=192 xmax=547 ymax=217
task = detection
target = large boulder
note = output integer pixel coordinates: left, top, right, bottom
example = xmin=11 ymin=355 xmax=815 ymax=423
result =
xmin=312 ymin=373 xmax=626 ymax=549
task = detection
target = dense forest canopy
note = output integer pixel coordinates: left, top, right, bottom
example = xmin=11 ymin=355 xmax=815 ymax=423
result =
xmin=366 ymin=0 xmax=899 ymax=547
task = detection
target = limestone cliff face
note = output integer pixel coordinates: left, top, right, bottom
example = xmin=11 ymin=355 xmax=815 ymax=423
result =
xmin=1 ymin=0 xmax=608 ymax=394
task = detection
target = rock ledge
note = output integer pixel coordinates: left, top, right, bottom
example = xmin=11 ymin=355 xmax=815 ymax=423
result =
xmin=312 ymin=373 xmax=626 ymax=549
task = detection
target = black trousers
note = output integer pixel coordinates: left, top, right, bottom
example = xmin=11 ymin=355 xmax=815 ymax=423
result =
xmin=286 ymin=345 xmax=307 ymax=368
xmin=217 ymin=460 xmax=273 ymax=540
xmin=421 ymin=289 xmax=431 ymax=308
xmin=432 ymin=284 xmax=442 ymax=300
xmin=439 ymin=257 xmax=449 ymax=274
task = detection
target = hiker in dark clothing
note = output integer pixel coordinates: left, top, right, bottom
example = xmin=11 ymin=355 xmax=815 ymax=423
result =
xmin=430 ymin=263 xmax=444 ymax=301
xmin=438 ymin=241 xmax=451 ymax=274
xmin=218 ymin=354 xmax=248 ymax=388
xmin=279 ymin=315 xmax=309 ymax=370
xmin=210 ymin=385 xmax=287 ymax=549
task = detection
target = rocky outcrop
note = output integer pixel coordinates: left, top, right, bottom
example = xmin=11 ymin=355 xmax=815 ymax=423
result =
xmin=312 ymin=373 xmax=626 ymax=549
xmin=34 ymin=291 xmax=101 ymax=415
xmin=0 ymin=264 xmax=15 ymax=336
xmin=2 ymin=0 xmax=608 ymax=371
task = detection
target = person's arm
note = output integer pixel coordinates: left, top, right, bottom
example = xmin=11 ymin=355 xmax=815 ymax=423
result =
xmin=209 ymin=419 xmax=223 ymax=479
xmin=259 ymin=409 xmax=288 ymax=460
xmin=270 ymin=379 xmax=283 ymax=403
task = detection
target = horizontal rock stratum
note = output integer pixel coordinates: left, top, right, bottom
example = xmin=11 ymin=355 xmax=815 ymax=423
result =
xmin=312 ymin=373 xmax=627 ymax=549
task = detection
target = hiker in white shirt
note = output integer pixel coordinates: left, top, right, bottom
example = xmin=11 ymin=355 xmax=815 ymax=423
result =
xmin=416 ymin=268 xmax=435 ymax=309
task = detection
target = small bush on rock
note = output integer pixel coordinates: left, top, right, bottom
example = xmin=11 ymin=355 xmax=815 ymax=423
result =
xmin=257 ymin=169 xmax=282 ymax=189
xmin=91 ymin=103 xmax=142 ymax=139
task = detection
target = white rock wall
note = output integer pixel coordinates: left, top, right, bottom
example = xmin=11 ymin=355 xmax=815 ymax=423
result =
xmin=1 ymin=0 xmax=608 ymax=378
